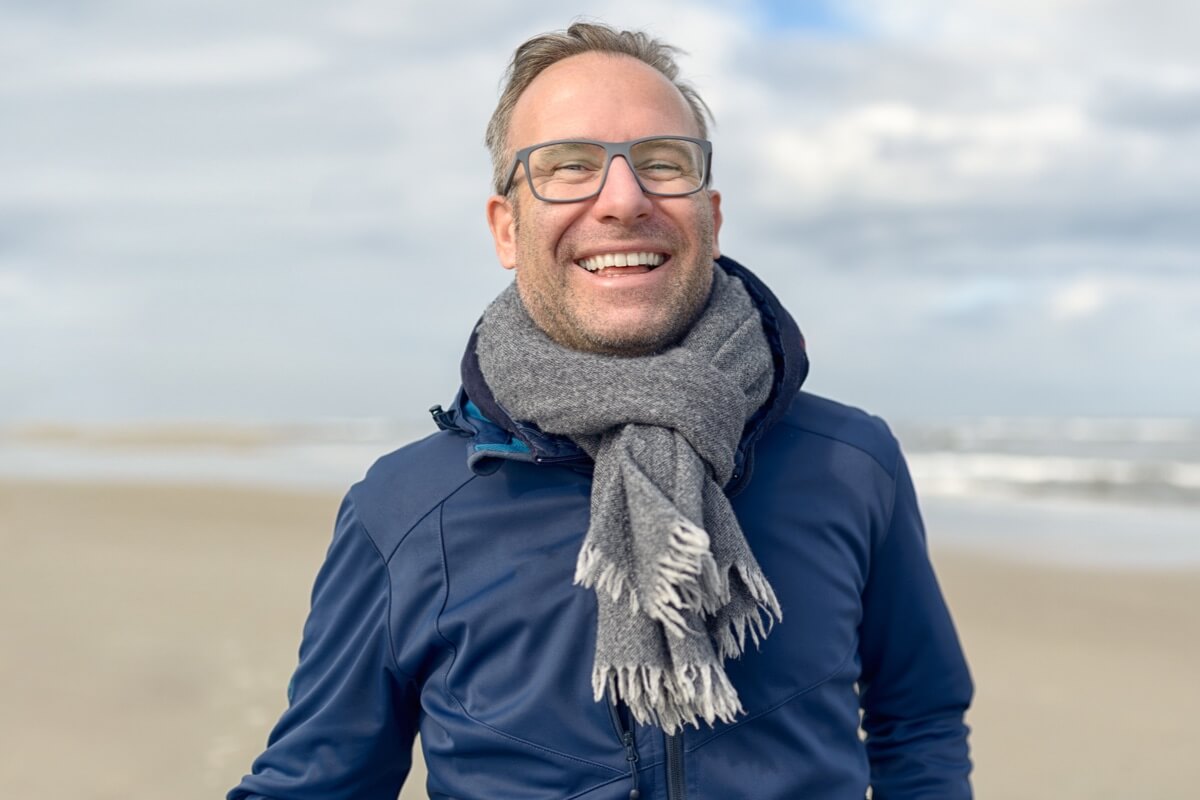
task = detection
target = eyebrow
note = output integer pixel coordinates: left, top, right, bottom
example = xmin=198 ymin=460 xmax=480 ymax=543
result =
xmin=533 ymin=142 xmax=596 ymax=157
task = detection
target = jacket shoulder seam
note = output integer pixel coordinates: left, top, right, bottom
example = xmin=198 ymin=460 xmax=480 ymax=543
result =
xmin=354 ymin=469 xmax=481 ymax=563
xmin=352 ymin=473 xmax=482 ymax=687
xmin=878 ymin=445 xmax=904 ymax=553
xmin=774 ymin=416 xmax=896 ymax=475
xmin=342 ymin=496 xmax=417 ymax=687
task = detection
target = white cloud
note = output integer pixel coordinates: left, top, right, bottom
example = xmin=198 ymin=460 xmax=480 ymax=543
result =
xmin=0 ymin=270 xmax=35 ymax=307
xmin=83 ymin=39 xmax=329 ymax=87
xmin=1049 ymin=279 xmax=1107 ymax=321
xmin=763 ymin=103 xmax=1088 ymax=206
xmin=3 ymin=37 xmax=329 ymax=92
xmin=929 ymin=278 xmax=1022 ymax=321
xmin=0 ymin=267 xmax=125 ymax=329
xmin=2 ymin=0 xmax=1199 ymax=423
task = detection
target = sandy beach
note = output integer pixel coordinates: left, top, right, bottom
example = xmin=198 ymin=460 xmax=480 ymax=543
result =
xmin=1 ymin=479 xmax=1196 ymax=799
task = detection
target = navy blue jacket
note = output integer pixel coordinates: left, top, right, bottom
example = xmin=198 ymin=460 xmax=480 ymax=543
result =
xmin=230 ymin=256 xmax=973 ymax=800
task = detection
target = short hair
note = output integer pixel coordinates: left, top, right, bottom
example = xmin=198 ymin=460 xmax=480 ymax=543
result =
xmin=485 ymin=21 xmax=714 ymax=195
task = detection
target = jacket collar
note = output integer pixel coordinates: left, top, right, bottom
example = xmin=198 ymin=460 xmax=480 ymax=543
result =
xmin=441 ymin=255 xmax=809 ymax=490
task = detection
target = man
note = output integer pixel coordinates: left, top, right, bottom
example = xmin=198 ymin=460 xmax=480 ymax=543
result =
xmin=230 ymin=22 xmax=972 ymax=800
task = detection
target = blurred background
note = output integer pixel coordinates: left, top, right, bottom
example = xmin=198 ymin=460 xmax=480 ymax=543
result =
xmin=2 ymin=1 xmax=1197 ymax=798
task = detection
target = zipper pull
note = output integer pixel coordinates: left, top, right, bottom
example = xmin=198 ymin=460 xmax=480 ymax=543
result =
xmin=609 ymin=699 xmax=641 ymax=800
xmin=621 ymin=730 xmax=641 ymax=799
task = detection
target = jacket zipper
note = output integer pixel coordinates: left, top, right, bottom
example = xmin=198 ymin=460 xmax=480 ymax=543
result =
xmin=607 ymin=701 xmax=642 ymax=799
xmin=532 ymin=454 xmax=590 ymax=465
xmin=666 ymin=732 xmax=685 ymax=800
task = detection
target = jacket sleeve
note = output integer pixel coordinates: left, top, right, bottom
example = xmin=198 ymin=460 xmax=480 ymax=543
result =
xmin=228 ymin=495 xmax=418 ymax=800
xmin=858 ymin=451 xmax=974 ymax=799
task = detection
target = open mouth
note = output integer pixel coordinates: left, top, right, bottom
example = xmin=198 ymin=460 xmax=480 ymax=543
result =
xmin=575 ymin=251 xmax=668 ymax=275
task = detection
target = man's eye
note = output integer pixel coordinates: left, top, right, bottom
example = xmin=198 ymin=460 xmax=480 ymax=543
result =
xmin=638 ymin=161 xmax=686 ymax=178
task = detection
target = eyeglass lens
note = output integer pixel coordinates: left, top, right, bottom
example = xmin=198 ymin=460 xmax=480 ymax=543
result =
xmin=526 ymin=138 xmax=706 ymax=201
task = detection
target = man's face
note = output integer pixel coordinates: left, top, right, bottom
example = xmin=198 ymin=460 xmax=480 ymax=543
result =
xmin=486 ymin=52 xmax=723 ymax=356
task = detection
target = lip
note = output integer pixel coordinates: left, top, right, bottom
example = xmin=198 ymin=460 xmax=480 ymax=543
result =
xmin=573 ymin=259 xmax=673 ymax=288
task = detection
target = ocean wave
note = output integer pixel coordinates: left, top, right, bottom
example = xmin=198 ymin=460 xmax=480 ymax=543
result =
xmin=6 ymin=417 xmax=1200 ymax=507
xmin=908 ymin=451 xmax=1200 ymax=505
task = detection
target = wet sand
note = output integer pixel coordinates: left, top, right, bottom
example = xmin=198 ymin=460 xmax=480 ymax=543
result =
xmin=1 ymin=479 xmax=1196 ymax=799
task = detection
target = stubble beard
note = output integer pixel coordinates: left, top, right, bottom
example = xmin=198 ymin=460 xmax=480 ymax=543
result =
xmin=511 ymin=197 xmax=717 ymax=357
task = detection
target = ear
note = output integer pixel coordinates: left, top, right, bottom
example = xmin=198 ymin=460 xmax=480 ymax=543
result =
xmin=486 ymin=194 xmax=518 ymax=270
xmin=708 ymin=189 xmax=723 ymax=259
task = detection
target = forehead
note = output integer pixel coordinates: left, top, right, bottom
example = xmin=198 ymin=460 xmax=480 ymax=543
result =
xmin=509 ymin=52 xmax=700 ymax=148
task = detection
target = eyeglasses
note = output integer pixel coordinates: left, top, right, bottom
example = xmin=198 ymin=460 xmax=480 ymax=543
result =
xmin=501 ymin=136 xmax=713 ymax=203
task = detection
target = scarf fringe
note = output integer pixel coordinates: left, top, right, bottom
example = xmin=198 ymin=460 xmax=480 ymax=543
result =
xmin=574 ymin=541 xmax=641 ymax=615
xmin=577 ymin=535 xmax=782 ymax=655
xmin=648 ymin=517 xmax=728 ymax=637
xmin=712 ymin=562 xmax=784 ymax=659
xmin=594 ymin=661 xmax=745 ymax=735
xmin=576 ymin=516 xmax=737 ymax=638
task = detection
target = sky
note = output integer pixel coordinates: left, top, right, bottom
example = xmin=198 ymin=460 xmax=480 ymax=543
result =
xmin=2 ymin=0 xmax=1198 ymax=429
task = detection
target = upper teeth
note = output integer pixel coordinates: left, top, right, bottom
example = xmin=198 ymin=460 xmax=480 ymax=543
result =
xmin=578 ymin=252 xmax=666 ymax=271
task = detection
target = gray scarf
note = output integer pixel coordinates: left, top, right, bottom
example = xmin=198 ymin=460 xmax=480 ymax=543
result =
xmin=475 ymin=266 xmax=781 ymax=733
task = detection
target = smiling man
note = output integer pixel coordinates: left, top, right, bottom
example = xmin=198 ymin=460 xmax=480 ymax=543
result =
xmin=231 ymin=22 xmax=973 ymax=800
xmin=485 ymin=50 xmax=720 ymax=356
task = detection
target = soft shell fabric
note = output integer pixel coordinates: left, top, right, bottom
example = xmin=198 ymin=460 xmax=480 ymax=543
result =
xmin=229 ymin=256 xmax=974 ymax=800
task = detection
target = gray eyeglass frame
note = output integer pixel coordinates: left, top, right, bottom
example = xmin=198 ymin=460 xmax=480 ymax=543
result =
xmin=501 ymin=135 xmax=713 ymax=202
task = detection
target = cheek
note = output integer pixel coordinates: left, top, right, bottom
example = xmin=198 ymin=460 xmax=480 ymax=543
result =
xmin=668 ymin=200 xmax=712 ymax=243
xmin=517 ymin=206 xmax=579 ymax=256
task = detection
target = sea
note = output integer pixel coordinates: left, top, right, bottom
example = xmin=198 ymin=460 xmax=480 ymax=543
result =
xmin=2 ymin=415 xmax=1198 ymax=570
xmin=894 ymin=417 xmax=1200 ymax=570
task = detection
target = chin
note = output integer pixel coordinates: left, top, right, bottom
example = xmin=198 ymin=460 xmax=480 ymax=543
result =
xmin=578 ymin=316 xmax=686 ymax=356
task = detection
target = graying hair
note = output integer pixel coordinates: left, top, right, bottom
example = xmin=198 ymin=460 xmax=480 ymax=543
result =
xmin=485 ymin=22 xmax=714 ymax=195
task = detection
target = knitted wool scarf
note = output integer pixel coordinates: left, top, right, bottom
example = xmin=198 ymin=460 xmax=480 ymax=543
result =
xmin=475 ymin=266 xmax=782 ymax=733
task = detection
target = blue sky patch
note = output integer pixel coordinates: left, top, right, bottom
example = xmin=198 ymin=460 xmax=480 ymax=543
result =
xmin=753 ymin=0 xmax=865 ymax=36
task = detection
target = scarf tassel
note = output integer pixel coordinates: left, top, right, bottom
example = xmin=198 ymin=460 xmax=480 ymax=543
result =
xmin=711 ymin=562 xmax=782 ymax=660
xmin=576 ymin=516 xmax=737 ymax=638
xmin=594 ymin=661 xmax=746 ymax=735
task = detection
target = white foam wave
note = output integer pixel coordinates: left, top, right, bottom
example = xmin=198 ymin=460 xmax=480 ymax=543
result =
xmin=909 ymin=451 xmax=1200 ymax=503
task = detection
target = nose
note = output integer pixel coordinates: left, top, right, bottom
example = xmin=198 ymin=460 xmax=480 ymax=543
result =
xmin=590 ymin=155 xmax=653 ymax=223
